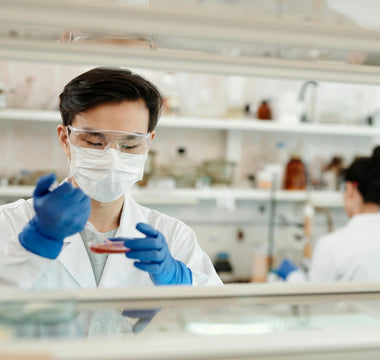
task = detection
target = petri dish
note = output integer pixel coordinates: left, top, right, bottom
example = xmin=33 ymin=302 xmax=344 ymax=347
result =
xmin=89 ymin=240 xmax=130 ymax=254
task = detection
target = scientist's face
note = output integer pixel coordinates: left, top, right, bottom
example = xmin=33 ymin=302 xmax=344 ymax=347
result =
xmin=58 ymin=99 xmax=155 ymax=160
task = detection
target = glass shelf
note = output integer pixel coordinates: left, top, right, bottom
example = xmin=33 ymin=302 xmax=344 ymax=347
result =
xmin=1 ymin=284 xmax=380 ymax=359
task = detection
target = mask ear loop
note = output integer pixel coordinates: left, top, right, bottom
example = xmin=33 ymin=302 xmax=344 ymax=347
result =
xmin=66 ymin=126 xmax=73 ymax=146
xmin=66 ymin=126 xmax=75 ymax=182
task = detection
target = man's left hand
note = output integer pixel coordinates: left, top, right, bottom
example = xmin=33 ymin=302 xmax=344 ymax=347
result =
xmin=110 ymin=223 xmax=192 ymax=285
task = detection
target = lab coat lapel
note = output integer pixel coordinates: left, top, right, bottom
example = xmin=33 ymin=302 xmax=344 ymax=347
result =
xmin=100 ymin=194 xmax=149 ymax=288
xmin=58 ymin=233 xmax=97 ymax=288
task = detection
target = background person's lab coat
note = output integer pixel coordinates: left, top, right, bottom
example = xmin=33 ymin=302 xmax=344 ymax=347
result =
xmin=0 ymin=193 xmax=222 ymax=289
xmin=288 ymin=213 xmax=380 ymax=282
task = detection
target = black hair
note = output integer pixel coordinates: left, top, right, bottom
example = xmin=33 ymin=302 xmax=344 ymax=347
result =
xmin=59 ymin=67 xmax=163 ymax=132
xmin=345 ymin=146 xmax=380 ymax=205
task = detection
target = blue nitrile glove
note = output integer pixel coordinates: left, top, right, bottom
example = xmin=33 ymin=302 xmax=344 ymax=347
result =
xmin=122 ymin=308 xmax=160 ymax=334
xmin=19 ymin=173 xmax=91 ymax=259
xmin=272 ymin=258 xmax=298 ymax=280
xmin=111 ymin=223 xmax=192 ymax=285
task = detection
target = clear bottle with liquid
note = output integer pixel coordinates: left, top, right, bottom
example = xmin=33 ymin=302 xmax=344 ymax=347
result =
xmin=172 ymin=147 xmax=196 ymax=188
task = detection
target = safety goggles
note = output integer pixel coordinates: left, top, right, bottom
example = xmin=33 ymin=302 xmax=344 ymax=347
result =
xmin=67 ymin=125 xmax=151 ymax=155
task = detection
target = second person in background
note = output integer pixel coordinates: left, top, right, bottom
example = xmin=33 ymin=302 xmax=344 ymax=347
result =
xmin=274 ymin=146 xmax=380 ymax=282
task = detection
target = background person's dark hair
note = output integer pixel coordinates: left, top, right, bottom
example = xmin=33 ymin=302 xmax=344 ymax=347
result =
xmin=59 ymin=67 xmax=163 ymax=132
xmin=344 ymin=146 xmax=380 ymax=205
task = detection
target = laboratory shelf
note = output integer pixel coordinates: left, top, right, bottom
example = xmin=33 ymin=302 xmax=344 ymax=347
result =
xmin=0 ymin=109 xmax=61 ymax=122
xmin=0 ymin=186 xmax=343 ymax=207
xmin=4 ymin=0 xmax=380 ymax=85
xmin=159 ymin=116 xmax=380 ymax=137
xmin=132 ymin=188 xmax=343 ymax=207
xmin=0 ymin=109 xmax=378 ymax=137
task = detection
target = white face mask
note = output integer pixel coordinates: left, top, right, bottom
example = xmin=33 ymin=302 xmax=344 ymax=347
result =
xmin=68 ymin=144 xmax=148 ymax=202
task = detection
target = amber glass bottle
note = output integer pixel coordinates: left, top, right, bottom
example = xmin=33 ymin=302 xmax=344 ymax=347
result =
xmin=257 ymin=100 xmax=272 ymax=120
xmin=283 ymin=155 xmax=307 ymax=190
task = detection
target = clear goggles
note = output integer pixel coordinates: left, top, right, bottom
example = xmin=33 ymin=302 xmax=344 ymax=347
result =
xmin=67 ymin=125 xmax=151 ymax=155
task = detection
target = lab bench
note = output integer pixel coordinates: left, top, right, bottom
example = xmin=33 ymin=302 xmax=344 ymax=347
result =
xmin=1 ymin=283 xmax=380 ymax=359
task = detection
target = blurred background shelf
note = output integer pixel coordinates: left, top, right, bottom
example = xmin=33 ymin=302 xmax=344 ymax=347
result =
xmin=159 ymin=117 xmax=379 ymax=137
xmin=3 ymin=0 xmax=380 ymax=84
xmin=0 ymin=109 xmax=60 ymax=122
xmin=133 ymin=188 xmax=343 ymax=207
xmin=0 ymin=109 xmax=379 ymax=137
xmin=0 ymin=186 xmax=343 ymax=207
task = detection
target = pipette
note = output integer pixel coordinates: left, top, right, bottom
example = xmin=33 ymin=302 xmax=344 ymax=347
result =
xmin=48 ymin=179 xmax=129 ymax=254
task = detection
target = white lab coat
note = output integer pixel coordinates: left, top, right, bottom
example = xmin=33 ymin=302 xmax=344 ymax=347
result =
xmin=288 ymin=213 xmax=380 ymax=282
xmin=0 ymin=193 xmax=222 ymax=289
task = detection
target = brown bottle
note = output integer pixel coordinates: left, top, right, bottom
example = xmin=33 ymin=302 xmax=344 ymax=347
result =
xmin=257 ymin=100 xmax=272 ymax=120
xmin=283 ymin=156 xmax=307 ymax=190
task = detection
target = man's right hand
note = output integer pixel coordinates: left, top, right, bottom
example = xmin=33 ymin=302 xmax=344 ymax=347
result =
xmin=19 ymin=173 xmax=91 ymax=259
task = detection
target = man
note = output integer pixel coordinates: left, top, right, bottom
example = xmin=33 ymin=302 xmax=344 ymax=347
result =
xmin=273 ymin=146 xmax=380 ymax=283
xmin=0 ymin=67 xmax=222 ymax=289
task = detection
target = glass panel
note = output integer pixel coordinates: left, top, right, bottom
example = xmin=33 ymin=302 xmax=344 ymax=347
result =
xmin=2 ymin=288 xmax=380 ymax=340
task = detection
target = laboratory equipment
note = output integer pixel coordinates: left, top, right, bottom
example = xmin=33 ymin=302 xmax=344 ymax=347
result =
xmin=200 ymin=159 xmax=236 ymax=185
xmin=172 ymin=147 xmax=196 ymax=188
xmin=257 ymin=100 xmax=272 ymax=120
xmin=283 ymin=155 xmax=307 ymax=190
xmin=298 ymin=80 xmax=318 ymax=123
xmin=86 ymin=226 xmax=130 ymax=254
